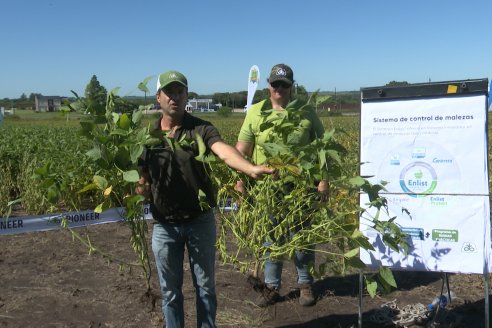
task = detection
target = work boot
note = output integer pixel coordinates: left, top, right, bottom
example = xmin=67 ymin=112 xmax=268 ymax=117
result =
xmin=255 ymin=286 xmax=281 ymax=307
xmin=298 ymin=284 xmax=316 ymax=306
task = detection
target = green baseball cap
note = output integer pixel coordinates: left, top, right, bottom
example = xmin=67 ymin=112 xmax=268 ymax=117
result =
xmin=156 ymin=70 xmax=188 ymax=91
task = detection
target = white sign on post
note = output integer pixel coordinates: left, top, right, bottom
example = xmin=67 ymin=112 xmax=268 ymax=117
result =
xmin=245 ymin=65 xmax=260 ymax=112
xmin=359 ymin=87 xmax=490 ymax=274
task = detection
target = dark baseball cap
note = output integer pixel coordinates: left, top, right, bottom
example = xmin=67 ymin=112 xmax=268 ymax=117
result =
xmin=268 ymin=64 xmax=294 ymax=85
xmin=156 ymin=70 xmax=188 ymax=91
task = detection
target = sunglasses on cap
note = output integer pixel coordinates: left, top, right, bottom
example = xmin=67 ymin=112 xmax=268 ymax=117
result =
xmin=270 ymin=81 xmax=292 ymax=89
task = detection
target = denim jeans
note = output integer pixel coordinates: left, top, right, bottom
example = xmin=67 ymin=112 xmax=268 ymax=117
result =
xmin=264 ymin=248 xmax=315 ymax=289
xmin=152 ymin=210 xmax=217 ymax=328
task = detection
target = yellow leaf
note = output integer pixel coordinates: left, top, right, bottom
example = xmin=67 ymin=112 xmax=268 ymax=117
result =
xmin=95 ymin=203 xmax=104 ymax=213
xmin=103 ymin=185 xmax=112 ymax=197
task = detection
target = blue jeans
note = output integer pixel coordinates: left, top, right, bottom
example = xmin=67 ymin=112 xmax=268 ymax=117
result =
xmin=152 ymin=210 xmax=217 ymax=328
xmin=264 ymin=248 xmax=315 ymax=289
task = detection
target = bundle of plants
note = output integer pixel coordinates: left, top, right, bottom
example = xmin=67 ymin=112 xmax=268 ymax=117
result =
xmin=214 ymin=97 xmax=408 ymax=296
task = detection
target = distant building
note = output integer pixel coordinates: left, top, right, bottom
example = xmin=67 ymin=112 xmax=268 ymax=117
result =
xmin=35 ymin=95 xmax=67 ymax=112
xmin=188 ymin=98 xmax=216 ymax=112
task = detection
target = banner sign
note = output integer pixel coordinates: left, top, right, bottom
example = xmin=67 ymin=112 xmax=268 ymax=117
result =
xmin=359 ymin=87 xmax=490 ymax=274
xmin=1 ymin=203 xmax=236 ymax=236
xmin=245 ymin=65 xmax=260 ymax=111
xmin=0 ymin=207 xmax=148 ymax=236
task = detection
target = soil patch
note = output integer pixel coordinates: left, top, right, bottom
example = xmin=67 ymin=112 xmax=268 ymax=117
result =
xmin=0 ymin=219 xmax=489 ymax=327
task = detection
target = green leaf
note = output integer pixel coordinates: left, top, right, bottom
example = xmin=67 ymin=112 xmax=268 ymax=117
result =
xmin=39 ymin=178 xmax=56 ymax=189
xmin=137 ymin=75 xmax=153 ymax=93
xmin=114 ymin=148 xmax=131 ymax=170
xmin=382 ymin=234 xmax=400 ymax=253
xmin=318 ymin=149 xmax=326 ymax=170
xmin=130 ymin=144 xmax=144 ymax=163
xmin=351 ymin=229 xmax=375 ymax=251
xmin=94 ymin=203 xmax=104 ymax=213
xmin=315 ymin=95 xmax=330 ymax=105
xmin=47 ymin=185 xmax=59 ymax=203
xmin=7 ymin=198 xmax=22 ymax=207
xmin=119 ymin=113 xmax=131 ymax=130
xmin=345 ymin=256 xmax=366 ymax=269
xmin=110 ymin=128 xmax=130 ymax=136
xmin=379 ymin=266 xmax=397 ymax=288
xmin=124 ymin=194 xmax=146 ymax=207
xmin=86 ymin=147 xmax=102 ymax=161
xmin=123 ymin=170 xmax=140 ymax=182
xmin=348 ymin=176 xmax=366 ymax=187
xmin=79 ymin=121 xmax=95 ymax=137
xmin=262 ymin=142 xmax=289 ymax=157
xmin=78 ymin=183 xmax=98 ymax=193
xmin=132 ymin=109 xmax=143 ymax=124
xmin=325 ymin=149 xmax=342 ymax=165
xmin=93 ymin=175 xmax=108 ymax=190
xmin=34 ymin=161 xmax=51 ymax=177
xmin=194 ymin=134 xmax=207 ymax=161
xmin=365 ymin=277 xmax=378 ymax=298
xmin=111 ymin=112 xmax=119 ymax=124
xmin=95 ymin=199 xmax=111 ymax=213
xmin=344 ymin=248 xmax=359 ymax=258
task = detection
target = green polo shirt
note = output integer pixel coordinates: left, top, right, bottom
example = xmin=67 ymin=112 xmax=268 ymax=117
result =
xmin=238 ymin=99 xmax=324 ymax=164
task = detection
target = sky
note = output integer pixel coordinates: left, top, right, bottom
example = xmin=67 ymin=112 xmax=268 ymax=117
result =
xmin=1 ymin=0 xmax=491 ymax=99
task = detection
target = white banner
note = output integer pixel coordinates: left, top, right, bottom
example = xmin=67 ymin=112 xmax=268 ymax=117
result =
xmin=359 ymin=95 xmax=490 ymax=274
xmin=0 ymin=203 xmax=236 ymax=236
xmin=245 ymin=65 xmax=260 ymax=111
xmin=0 ymin=207 xmax=150 ymax=236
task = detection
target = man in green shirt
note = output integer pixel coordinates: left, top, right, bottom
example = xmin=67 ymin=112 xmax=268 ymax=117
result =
xmin=236 ymin=64 xmax=328 ymax=307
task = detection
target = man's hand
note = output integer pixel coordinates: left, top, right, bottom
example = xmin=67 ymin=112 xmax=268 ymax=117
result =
xmin=135 ymin=175 xmax=151 ymax=199
xmin=249 ymin=164 xmax=274 ymax=179
xmin=317 ymin=180 xmax=329 ymax=202
xmin=234 ymin=180 xmax=246 ymax=194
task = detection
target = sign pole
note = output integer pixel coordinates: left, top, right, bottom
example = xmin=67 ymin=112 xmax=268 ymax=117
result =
xmin=358 ymin=270 xmax=363 ymax=328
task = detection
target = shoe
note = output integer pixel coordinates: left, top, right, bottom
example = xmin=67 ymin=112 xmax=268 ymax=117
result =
xmin=298 ymin=284 xmax=316 ymax=306
xmin=255 ymin=286 xmax=281 ymax=307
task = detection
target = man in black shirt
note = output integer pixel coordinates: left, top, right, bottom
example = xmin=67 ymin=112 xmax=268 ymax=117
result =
xmin=137 ymin=70 xmax=272 ymax=328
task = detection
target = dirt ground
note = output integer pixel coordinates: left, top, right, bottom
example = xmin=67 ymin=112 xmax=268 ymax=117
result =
xmin=1 ymin=218 xmax=490 ymax=328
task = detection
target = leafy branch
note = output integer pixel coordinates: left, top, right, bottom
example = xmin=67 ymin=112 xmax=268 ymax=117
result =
xmin=215 ymin=95 xmax=408 ymax=296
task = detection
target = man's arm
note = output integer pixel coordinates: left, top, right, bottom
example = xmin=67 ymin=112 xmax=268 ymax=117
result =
xmin=210 ymin=141 xmax=272 ymax=179
xmin=235 ymin=140 xmax=254 ymax=158
xmin=233 ymin=141 xmax=256 ymax=193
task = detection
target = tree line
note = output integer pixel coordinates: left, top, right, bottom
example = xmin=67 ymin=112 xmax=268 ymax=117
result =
xmin=1 ymin=75 xmax=408 ymax=112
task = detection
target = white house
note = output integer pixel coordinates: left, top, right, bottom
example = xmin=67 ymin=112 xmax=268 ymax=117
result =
xmin=35 ymin=95 xmax=67 ymax=112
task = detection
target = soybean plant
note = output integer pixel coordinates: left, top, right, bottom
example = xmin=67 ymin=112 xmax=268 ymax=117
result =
xmin=214 ymin=96 xmax=408 ymax=296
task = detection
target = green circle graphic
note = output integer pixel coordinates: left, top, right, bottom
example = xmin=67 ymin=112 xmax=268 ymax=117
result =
xmin=399 ymin=161 xmax=437 ymax=197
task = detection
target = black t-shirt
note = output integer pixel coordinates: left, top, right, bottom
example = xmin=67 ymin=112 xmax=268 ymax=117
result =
xmin=138 ymin=113 xmax=222 ymax=223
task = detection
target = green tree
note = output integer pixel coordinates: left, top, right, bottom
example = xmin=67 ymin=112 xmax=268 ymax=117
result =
xmin=253 ymin=88 xmax=270 ymax=103
xmin=84 ymin=75 xmax=107 ymax=115
xmin=292 ymin=84 xmax=309 ymax=103
xmin=217 ymin=106 xmax=232 ymax=117
xmin=29 ymin=93 xmax=42 ymax=101
xmin=385 ymin=81 xmax=409 ymax=87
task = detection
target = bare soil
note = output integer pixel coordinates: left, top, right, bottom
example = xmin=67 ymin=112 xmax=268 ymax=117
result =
xmin=0 ymin=219 xmax=489 ymax=328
